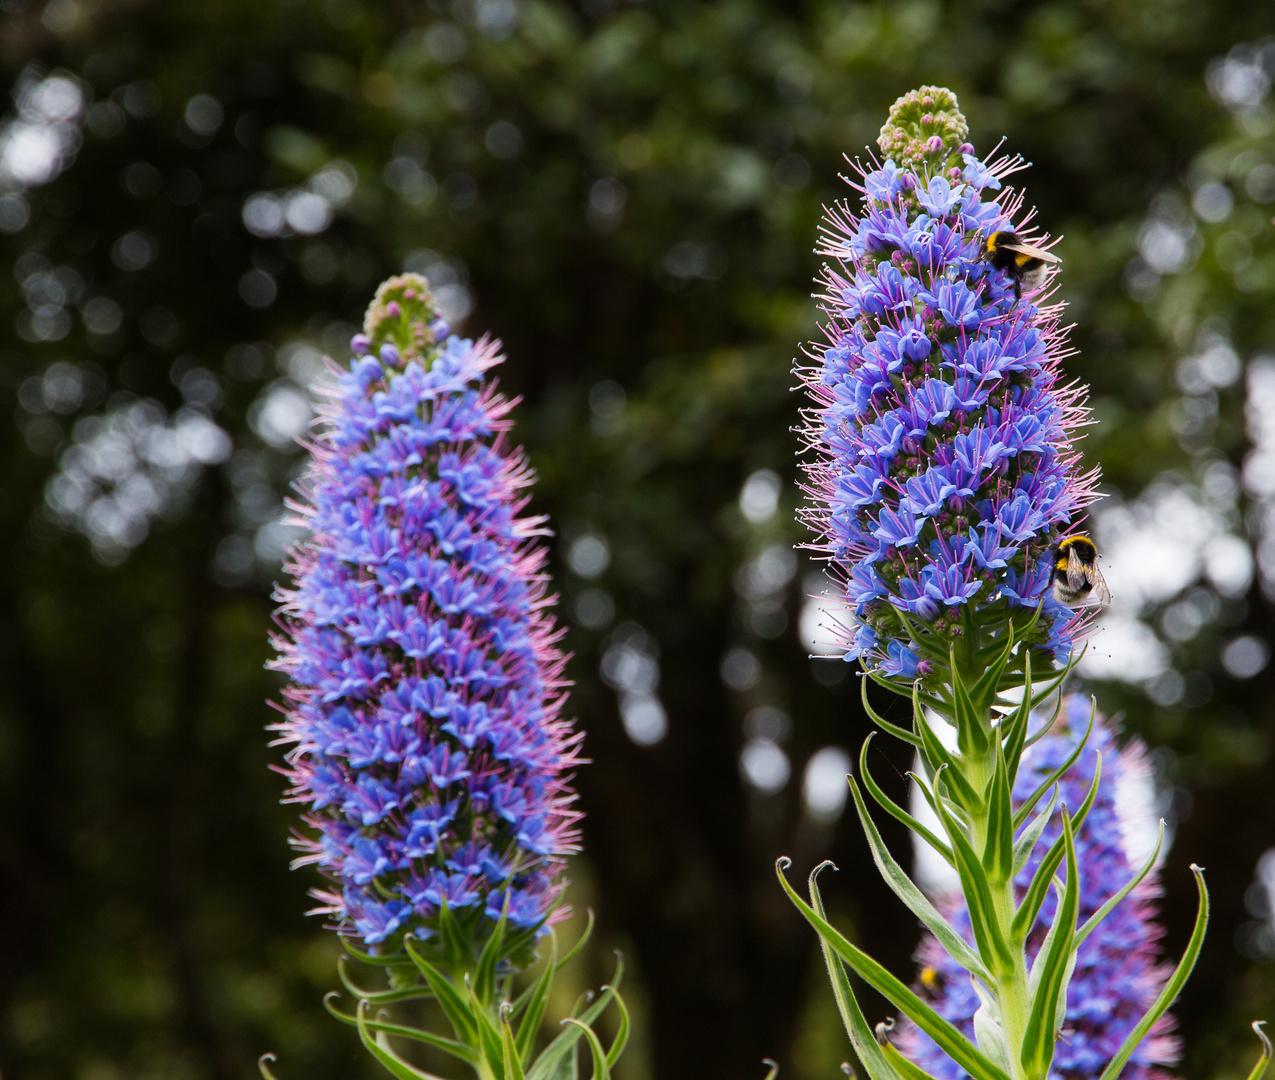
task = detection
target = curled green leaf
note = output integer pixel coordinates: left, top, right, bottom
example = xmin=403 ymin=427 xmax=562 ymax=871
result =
xmin=1246 ymin=1021 xmax=1272 ymax=1080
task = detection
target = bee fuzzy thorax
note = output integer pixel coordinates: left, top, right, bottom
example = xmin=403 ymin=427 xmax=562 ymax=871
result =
xmin=1051 ymin=535 xmax=1111 ymax=608
xmin=983 ymin=230 xmax=1061 ymax=300
xmin=1055 ymin=535 xmax=1097 ymax=566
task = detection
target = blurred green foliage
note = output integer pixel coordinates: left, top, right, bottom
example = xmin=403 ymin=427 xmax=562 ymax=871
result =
xmin=0 ymin=0 xmax=1273 ymax=1078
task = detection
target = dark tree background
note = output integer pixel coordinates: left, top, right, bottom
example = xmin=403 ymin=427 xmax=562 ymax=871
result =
xmin=1 ymin=1 xmax=1274 ymax=1078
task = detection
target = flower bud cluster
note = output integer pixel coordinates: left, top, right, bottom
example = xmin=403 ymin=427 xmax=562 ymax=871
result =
xmin=876 ymin=86 xmax=971 ymax=171
xmin=271 ymin=274 xmax=581 ymax=952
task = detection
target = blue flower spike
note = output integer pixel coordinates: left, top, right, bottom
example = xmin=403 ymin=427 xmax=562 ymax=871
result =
xmin=779 ymin=87 xmax=1216 ymax=1080
xmin=268 ymin=273 xmax=627 ymax=1079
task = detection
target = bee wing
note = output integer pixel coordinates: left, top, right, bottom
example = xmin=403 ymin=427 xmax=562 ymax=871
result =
xmin=1065 ymin=545 xmax=1088 ymax=591
xmin=1004 ymin=242 xmax=1062 ymax=264
xmin=1084 ymin=564 xmax=1113 ymax=608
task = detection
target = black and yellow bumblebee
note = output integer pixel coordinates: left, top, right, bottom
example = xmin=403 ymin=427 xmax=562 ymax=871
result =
xmin=1050 ymin=535 xmax=1112 ymax=609
xmin=982 ymin=231 xmax=1061 ymax=300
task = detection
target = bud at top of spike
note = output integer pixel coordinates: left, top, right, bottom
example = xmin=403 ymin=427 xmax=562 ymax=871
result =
xmin=877 ymin=86 xmax=970 ymax=171
xmin=356 ymin=273 xmax=450 ymax=363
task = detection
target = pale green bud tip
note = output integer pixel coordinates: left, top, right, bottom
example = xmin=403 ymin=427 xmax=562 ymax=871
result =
xmin=877 ymin=85 xmax=970 ymax=171
xmin=361 ymin=273 xmax=444 ymax=361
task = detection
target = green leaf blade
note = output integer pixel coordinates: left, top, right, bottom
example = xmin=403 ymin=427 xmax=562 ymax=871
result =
xmin=1019 ymin=810 xmax=1080 ymax=1080
xmin=776 ymin=859 xmax=1012 ymax=1080
xmin=1096 ymin=865 xmax=1210 ymax=1080
xmin=847 ymin=771 xmax=990 ymax=982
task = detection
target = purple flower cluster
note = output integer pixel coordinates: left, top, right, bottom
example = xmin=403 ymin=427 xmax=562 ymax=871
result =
xmin=899 ymin=694 xmax=1180 ymax=1080
xmin=798 ymin=91 xmax=1100 ymax=677
xmin=270 ymin=274 xmax=581 ymax=952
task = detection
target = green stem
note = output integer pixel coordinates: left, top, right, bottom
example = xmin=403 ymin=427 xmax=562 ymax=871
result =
xmin=951 ymin=664 xmax=1032 ymax=1080
xmin=990 ymin=872 xmax=1031 ymax=1080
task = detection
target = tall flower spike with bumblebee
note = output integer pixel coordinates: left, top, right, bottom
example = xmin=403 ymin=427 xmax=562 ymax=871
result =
xmin=799 ymin=83 xmax=1100 ymax=689
xmin=779 ymin=87 xmax=1218 ymax=1080
xmin=267 ymin=274 xmax=626 ymax=1080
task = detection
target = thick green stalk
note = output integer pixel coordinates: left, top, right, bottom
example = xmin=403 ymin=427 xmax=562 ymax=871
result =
xmin=946 ymin=658 xmax=1033 ymax=1080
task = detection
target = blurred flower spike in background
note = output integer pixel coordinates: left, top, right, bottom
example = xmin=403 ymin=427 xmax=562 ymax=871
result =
xmin=269 ymin=273 xmax=582 ymax=960
xmin=799 ymin=86 xmax=1102 ymax=688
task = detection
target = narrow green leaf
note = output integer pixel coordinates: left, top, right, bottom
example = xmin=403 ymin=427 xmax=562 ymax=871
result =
xmin=563 ymin=1021 xmax=611 ymax=1080
xmin=968 ymin=631 xmax=1019 ymax=717
xmin=404 ymin=938 xmax=477 ymax=1043
xmin=847 ymin=772 xmax=990 ymax=981
xmin=354 ymin=1001 xmax=450 ymax=1080
xmin=869 ymin=667 xmax=947 ymax=713
xmin=861 ymin=676 xmax=923 ymax=748
xmin=913 ymin=690 xmax=982 ymax=811
xmin=859 ymin=735 xmax=955 ymax=868
xmin=1020 ymin=699 xmax=1066 ymax=748
xmin=1012 ymin=704 xmax=1096 ymax=830
xmin=339 ymin=936 xmax=403 ymax=965
xmin=1022 ymin=677 xmax=1066 ymax=732
xmin=1022 ymin=652 xmax=1086 ymax=730
xmin=1012 ymin=786 xmax=1059 ymax=877
xmin=546 ymin=1046 xmax=578 ymax=1080
xmin=1245 ymin=1021 xmax=1272 ymax=1080
xmin=1070 ymin=751 xmax=1104 ymax=837
xmin=527 ymin=956 xmax=623 ymax=1080
xmin=555 ymin=910 xmax=596 ymax=974
xmin=1020 ymin=810 xmax=1079 ymax=1080
xmin=982 ymin=745 xmax=1015 ymax=885
xmin=1000 ymin=650 xmax=1033 ymax=787
xmin=503 ymin=921 xmax=549 ymax=965
xmin=516 ymin=932 xmax=558 ymax=1061
xmin=529 ymin=1004 xmax=608 ymax=1080
xmin=761 ymin=1060 xmax=780 ymax=1080
xmin=808 ymin=865 xmax=913 ymax=1080
xmin=1011 ymin=831 xmax=1068 ymax=941
xmin=323 ymin=993 xmax=478 ymax=1063
xmin=469 ymin=982 xmax=508 ymax=1074
xmin=337 ymin=956 xmax=430 ymax=1004
xmin=893 ymin=609 xmax=952 ymax=662
xmin=1015 ymin=747 xmax=1103 ymax=916
xmin=503 ymin=1008 xmax=529 ymax=1080
xmin=258 ymin=1053 xmax=282 ymax=1080
xmin=474 ymin=895 xmax=512 ymax=1007
xmin=881 ymin=1037 xmax=945 ymax=1080
xmin=925 ymin=773 xmax=972 ymax=832
xmin=948 ymin=645 xmax=991 ymax=757
xmin=603 ymin=978 xmax=630 ymax=1067
xmin=1074 ymin=821 xmax=1165 ymax=948
xmin=1017 ymin=645 xmax=1078 ymax=716
xmin=776 ymin=859 xmax=1013 ymax=1080
xmin=1097 ymin=865 xmax=1210 ymax=1080
xmin=930 ymin=778 xmax=1017 ymax=977
xmin=435 ymin=898 xmax=470 ymax=973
